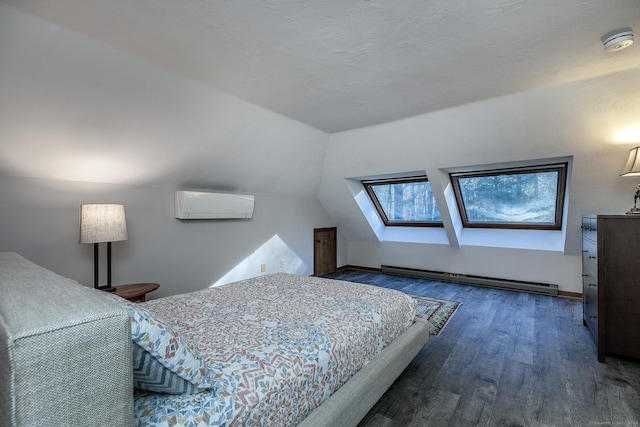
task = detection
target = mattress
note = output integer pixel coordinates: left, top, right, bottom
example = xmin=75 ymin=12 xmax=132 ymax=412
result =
xmin=134 ymin=273 xmax=417 ymax=427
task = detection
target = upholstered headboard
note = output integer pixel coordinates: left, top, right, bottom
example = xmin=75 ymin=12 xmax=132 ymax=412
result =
xmin=0 ymin=252 xmax=134 ymax=426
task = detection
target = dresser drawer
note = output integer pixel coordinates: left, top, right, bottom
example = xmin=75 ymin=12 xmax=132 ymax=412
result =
xmin=583 ymin=295 xmax=598 ymax=341
xmin=582 ymin=216 xmax=597 ymax=243
xmin=583 ymin=274 xmax=597 ymax=300
xmin=581 ymin=239 xmax=597 ymax=276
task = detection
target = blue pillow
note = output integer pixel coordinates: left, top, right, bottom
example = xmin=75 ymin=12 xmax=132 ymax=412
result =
xmin=120 ymin=301 xmax=212 ymax=394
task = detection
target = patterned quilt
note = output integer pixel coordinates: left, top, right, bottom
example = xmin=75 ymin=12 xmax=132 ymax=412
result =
xmin=134 ymin=273 xmax=417 ymax=427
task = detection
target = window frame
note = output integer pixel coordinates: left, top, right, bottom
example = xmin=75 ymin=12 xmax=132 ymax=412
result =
xmin=449 ymin=162 xmax=568 ymax=230
xmin=361 ymin=175 xmax=443 ymax=227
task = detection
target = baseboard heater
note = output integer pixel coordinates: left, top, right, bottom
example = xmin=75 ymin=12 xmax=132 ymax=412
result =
xmin=380 ymin=265 xmax=559 ymax=297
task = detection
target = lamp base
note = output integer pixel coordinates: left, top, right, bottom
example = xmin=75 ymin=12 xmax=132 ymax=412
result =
xmin=97 ymin=286 xmax=117 ymax=292
xmin=626 ymin=208 xmax=640 ymax=214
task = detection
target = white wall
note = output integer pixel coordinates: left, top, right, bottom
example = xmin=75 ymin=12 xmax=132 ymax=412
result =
xmin=0 ymin=176 xmax=338 ymax=298
xmin=0 ymin=4 xmax=342 ymax=298
xmin=318 ymin=68 xmax=640 ymax=294
xmin=0 ymin=3 xmax=328 ymax=197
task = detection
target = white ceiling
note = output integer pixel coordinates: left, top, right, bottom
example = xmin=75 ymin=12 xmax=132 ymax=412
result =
xmin=3 ymin=0 xmax=640 ymax=133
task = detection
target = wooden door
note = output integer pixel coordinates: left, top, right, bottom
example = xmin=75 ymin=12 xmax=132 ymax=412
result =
xmin=314 ymin=227 xmax=337 ymax=276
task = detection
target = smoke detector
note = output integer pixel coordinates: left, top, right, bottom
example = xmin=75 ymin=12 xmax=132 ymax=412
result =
xmin=603 ymin=31 xmax=634 ymax=52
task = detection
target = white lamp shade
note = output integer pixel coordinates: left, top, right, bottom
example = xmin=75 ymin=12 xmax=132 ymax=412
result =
xmin=80 ymin=204 xmax=128 ymax=244
xmin=621 ymin=147 xmax=640 ymax=176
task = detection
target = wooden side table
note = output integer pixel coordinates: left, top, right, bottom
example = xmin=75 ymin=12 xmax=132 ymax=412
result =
xmin=114 ymin=283 xmax=160 ymax=303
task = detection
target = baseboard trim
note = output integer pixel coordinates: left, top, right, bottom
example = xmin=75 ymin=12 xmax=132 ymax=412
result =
xmin=380 ymin=265 xmax=559 ymax=297
xmin=337 ymin=265 xmax=382 ymax=273
xmin=558 ymin=290 xmax=582 ymax=299
xmin=336 ymin=265 xmax=574 ymax=298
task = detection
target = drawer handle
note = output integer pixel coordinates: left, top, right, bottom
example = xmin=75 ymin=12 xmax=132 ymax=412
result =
xmin=582 ymin=274 xmax=588 ymax=277
xmin=588 ymin=256 xmax=596 ymax=259
xmin=589 ymin=315 xmax=597 ymax=319
xmin=588 ymin=284 xmax=596 ymax=287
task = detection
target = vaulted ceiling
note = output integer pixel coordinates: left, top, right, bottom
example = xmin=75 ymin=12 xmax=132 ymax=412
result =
xmin=4 ymin=0 xmax=639 ymax=133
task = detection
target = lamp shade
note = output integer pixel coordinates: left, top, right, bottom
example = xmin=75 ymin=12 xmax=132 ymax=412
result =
xmin=620 ymin=147 xmax=640 ymax=176
xmin=80 ymin=204 xmax=128 ymax=244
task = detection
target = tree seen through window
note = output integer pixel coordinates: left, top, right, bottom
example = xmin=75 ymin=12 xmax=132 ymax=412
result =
xmin=450 ymin=163 xmax=567 ymax=229
xmin=363 ymin=176 xmax=442 ymax=226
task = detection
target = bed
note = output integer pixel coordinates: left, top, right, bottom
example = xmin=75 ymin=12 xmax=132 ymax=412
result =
xmin=127 ymin=273 xmax=428 ymax=426
xmin=0 ymin=252 xmax=429 ymax=427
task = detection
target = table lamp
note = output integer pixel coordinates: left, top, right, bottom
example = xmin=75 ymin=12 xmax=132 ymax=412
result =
xmin=79 ymin=204 xmax=128 ymax=291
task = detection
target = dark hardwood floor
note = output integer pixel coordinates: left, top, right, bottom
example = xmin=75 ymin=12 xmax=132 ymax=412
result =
xmin=323 ymin=269 xmax=640 ymax=427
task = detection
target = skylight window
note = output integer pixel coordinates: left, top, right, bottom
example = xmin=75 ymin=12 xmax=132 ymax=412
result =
xmin=450 ymin=163 xmax=567 ymax=230
xmin=362 ymin=176 xmax=442 ymax=227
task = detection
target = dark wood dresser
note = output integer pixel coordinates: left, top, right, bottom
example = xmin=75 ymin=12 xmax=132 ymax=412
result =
xmin=582 ymin=215 xmax=640 ymax=362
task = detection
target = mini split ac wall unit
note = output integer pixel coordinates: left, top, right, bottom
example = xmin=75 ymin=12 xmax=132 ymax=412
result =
xmin=175 ymin=191 xmax=255 ymax=219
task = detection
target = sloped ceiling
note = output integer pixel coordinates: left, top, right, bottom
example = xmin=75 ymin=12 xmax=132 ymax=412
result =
xmin=3 ymin=0 xmax=639 ymax=133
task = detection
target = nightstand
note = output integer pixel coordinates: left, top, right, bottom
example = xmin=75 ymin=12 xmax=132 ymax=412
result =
xmin=114 ymin=283 xmax=159 ymax=302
